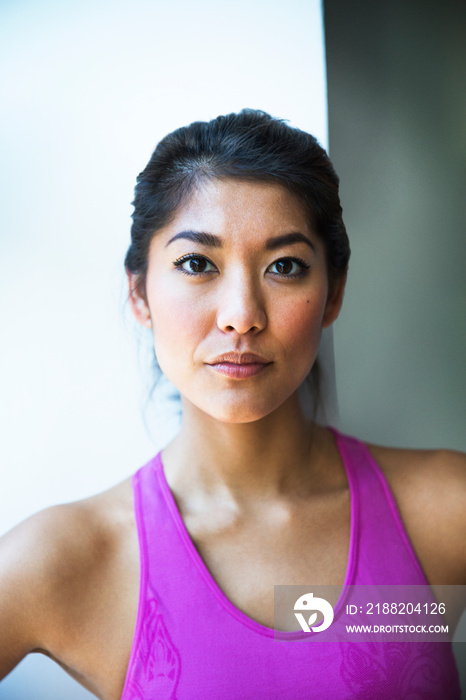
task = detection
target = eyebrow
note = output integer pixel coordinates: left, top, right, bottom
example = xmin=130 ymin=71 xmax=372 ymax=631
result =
xmin=166 ymin=230 xmax=316 ymax=252
xmin=265 ymin=232 xmax=315 ymax=252
xmin=166 ymin=230 xmax=222 ymax=248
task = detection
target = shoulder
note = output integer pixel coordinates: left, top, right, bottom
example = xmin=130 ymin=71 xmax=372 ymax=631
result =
xmin=366 ymin=442 xmax=466 ymax=585
xmin=0 ymin=477 xmax=136 ymax=679
xmin=1 ymin=476 xmax=136 ymax=593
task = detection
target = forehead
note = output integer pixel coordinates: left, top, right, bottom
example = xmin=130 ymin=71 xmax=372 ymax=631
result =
xmin=158 ymin=179 xmax=315 ymax=245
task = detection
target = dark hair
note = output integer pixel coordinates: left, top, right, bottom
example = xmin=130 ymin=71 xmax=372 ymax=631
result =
xmin=125 ymin=109 xmax=350 ymax=296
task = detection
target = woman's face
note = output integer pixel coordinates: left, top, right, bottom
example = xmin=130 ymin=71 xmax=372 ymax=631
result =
xmin=129 ymin=179 xmax=345 ymax=423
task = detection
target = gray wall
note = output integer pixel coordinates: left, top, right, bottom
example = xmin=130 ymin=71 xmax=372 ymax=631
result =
xmin=324 ymin=0 xmax=466 ymax=692
xmin=325 ymin=0 xmax=466 ymax=451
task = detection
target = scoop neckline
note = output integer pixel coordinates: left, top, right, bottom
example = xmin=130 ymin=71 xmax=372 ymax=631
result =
xmin=155 ymin=426 xmax=358 ymax=640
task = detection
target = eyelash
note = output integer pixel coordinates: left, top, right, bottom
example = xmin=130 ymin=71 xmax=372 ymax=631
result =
xmin=172 ymin=254 xmax=310 ymax=278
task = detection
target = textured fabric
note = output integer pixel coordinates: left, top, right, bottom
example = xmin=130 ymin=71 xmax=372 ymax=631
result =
xmin=121 ymin=429 xmax=461 ymax=699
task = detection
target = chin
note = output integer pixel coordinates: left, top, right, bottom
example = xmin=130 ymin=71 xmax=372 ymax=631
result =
xmin=198 ymin=392 xmax=297 ymax=425
xmin=211 ymin=409 xmax=271 ymax=425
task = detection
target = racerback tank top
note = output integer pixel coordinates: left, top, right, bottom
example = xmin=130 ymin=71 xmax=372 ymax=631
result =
xmin=121 ymin=429 xmax=461 ymax=699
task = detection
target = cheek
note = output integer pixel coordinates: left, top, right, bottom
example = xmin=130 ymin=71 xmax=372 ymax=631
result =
xmin=275 ymin=294 xmax=327 ymax=362
xmin=147 ymin=279 xmax=211 ymax=364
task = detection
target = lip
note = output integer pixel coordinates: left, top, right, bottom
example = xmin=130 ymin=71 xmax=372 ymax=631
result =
xmin=206 ymin=352 xmax=273 ymax=379
xmin=208 ymin=352 xmax=271 ymax=365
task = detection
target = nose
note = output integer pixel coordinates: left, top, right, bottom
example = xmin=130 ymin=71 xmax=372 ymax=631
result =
xmin=216 ymin=272 xmax=267 ymax=335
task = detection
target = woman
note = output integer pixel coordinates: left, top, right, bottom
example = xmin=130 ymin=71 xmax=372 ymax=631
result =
xmin=0 ymin=110 xmax=464 ymax=699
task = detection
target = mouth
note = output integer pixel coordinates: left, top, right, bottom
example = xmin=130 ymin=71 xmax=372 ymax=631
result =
xmin=205 ymin=352 xmax=273 ymax=379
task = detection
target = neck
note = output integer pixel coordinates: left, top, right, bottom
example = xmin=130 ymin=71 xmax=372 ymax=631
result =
xmin=162 ymin=392 xmax=326 ymax=507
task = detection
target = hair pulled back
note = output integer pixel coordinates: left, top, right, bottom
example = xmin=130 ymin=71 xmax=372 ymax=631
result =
xmin=125 ymin=109 xmax=350 ymax=294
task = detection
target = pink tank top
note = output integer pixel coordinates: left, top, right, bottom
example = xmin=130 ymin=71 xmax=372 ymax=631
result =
xmin=121 ymin=429 xmax=461 ymax=699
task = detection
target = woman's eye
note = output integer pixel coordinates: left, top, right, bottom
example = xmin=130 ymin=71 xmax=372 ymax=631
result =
xmin=173 ymin=255 xmax=217 ymax=275
xmin=267 ymin=257 xmax=310 ymax=277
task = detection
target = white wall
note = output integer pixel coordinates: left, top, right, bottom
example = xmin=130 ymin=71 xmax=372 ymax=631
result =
xmin=0 ymin=1 xmax=327 ymax=697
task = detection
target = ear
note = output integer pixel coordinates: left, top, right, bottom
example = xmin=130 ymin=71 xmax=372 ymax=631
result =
xmin=127 ymin=272 xmax=152 ymax=328
xmin=322 ymin=271 xmax=347 ymax=328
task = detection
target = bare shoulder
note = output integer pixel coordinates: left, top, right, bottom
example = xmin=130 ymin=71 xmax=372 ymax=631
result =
xmin=366 ymin=441 xmax=466 ymax=585
xmin=0 ymin=477 xmax=137 ymax=685
xmin=367 ymin=442 xmax=466 ymax=505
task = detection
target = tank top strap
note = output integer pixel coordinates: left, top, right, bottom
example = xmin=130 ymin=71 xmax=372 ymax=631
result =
xmin=130 ymin=452 xmax=205 ymax=603
xmin=329 ymin=427 xmax=428 ymax=585
xmin=122 ymin=454 xmax=187 ymax=700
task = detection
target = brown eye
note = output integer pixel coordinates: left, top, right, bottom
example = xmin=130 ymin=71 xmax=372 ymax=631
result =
xmin=267 ymin=257 xmax=310 ymax=277
xmin=189 ymin=257 xmax=207 ymax=272
xmin=173 ymin=254 xmax=218 ymax=276
xmin=275 ymin=260 xmax=293 ymax=274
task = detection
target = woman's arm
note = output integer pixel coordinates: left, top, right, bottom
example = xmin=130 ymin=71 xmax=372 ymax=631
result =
xmin=0 ymin=485 xmax=139 ymax=699
xmin=0 ymin=506 xmax=76 ymax=680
